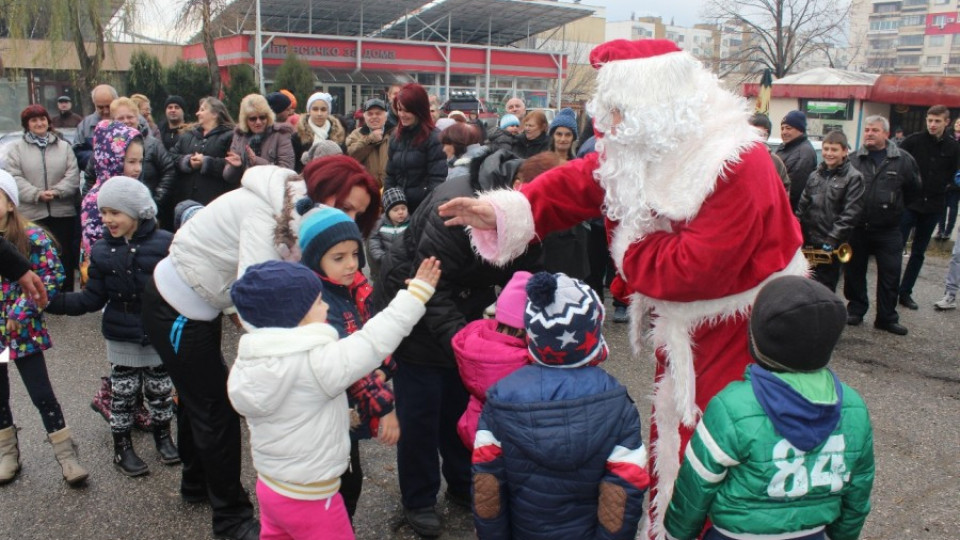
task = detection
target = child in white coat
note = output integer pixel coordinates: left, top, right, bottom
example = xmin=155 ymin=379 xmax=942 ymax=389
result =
xmin=227 ymin=257 xmax=440 ymax=540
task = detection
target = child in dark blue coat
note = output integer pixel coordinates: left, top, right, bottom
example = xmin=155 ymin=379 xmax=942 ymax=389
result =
xmin=47 ymin=176 xmax=178 ymax=477
xmin=472 ymin=272 xmax=649 ymax=540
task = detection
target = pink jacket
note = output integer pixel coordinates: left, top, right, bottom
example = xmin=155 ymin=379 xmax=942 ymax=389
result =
xmin=451 ymin=318 xmax=529 ymax=448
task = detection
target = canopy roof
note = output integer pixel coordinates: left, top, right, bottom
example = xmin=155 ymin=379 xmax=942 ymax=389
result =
xmin=208 ymin=0 xmax=594 ymax=47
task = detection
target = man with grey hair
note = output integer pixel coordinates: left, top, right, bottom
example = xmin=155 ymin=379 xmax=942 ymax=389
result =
xmin=844 ymin=115 xmax=922 ymax=335
xmin=505 ymin=96 xmax=526 ymax=121
xmin=73 ymin=84 xmax=119 ymax=169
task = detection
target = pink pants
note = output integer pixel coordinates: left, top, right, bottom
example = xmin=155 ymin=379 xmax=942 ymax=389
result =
xmin=256 ymin=479 xmax=355 ymax=540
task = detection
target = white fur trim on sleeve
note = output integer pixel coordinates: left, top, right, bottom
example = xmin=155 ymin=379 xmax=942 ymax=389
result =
xmin=467 ymin=189 xmax=536 ymax=267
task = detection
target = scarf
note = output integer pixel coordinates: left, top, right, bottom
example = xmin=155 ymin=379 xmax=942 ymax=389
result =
xmin=308 ymin=118 xmax=331 ymax=143
xmin=24 ymin=132 xmax=50 ymax=149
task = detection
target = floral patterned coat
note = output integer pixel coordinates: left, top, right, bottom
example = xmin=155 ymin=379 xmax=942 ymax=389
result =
xmin=0 ymin=226 xmax=65 ymax=359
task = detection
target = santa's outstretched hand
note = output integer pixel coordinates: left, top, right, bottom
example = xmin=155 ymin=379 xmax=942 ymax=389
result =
xmin=438 ymin=198 xmax=497 ymax=230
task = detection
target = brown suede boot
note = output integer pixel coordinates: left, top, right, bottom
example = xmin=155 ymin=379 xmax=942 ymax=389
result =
xmin=0 ymin=426 xmax=20 ymax=484
xmin=48 ymin=427 xmax=89 ymax=486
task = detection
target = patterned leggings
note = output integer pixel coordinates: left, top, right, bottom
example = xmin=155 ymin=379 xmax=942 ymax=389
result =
xmin=0 ymin=351 xmax=66 ymax=433
xmin=110 ymin=364 xmax=175 ymax=434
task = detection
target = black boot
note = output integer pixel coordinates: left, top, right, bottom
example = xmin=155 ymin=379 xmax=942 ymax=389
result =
xmin=153 ymin=423 xmax=180 ymax=465
xmin=113 ymin=432 xmax=149 ymax=477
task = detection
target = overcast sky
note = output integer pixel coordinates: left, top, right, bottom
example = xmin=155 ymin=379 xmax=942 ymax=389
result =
xmin=590 ymin=0 xmax=706 ymax=27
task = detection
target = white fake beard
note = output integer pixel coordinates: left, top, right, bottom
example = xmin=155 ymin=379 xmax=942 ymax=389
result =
xmin=589 ymin=95 xmax=704 ymax=234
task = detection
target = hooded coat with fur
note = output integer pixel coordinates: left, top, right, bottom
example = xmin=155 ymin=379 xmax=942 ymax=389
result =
xmin=167 ymin=165 xmax=306 ymax=311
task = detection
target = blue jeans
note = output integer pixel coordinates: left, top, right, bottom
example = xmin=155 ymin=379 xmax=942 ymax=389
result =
xmin=937 ymin=190 xmax=960 ymax=238
xmin=899 ymin=209 xmax=941 ymax=296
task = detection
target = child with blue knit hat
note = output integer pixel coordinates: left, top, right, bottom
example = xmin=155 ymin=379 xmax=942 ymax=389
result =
xmin=227 ymin=257 xmax=441 ymax=540
xmin=487 ymin=114 xmax=523 ymax=153
xmin=471 ymin=271 xmax=649 ymax=540
xmin=296 ymin=201 xmax=401 ymax=520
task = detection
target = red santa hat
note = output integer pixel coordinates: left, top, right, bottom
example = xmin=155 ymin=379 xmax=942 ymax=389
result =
xmin=589 ymin=39 xmax=681 ymax=69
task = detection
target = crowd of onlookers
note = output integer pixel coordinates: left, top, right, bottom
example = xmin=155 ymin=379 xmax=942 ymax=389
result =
xmin=751 ymin=106 xmax=960 ymax=336
xmin=0 ymin=73 xmax=952 ymax=540
xmin=0 ymin=81 xmax=622 ymax=540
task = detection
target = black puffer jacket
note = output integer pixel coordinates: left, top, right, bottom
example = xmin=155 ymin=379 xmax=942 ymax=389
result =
xmin=383 ymin=125 xmax=447 ymax=214
xmin=485 ymin=128 xmax=515 ymax=154
xmin=776 ymin=135 xmax=818 ymax=210
xmin=373 ymin=153 xmax=540 ymax=368
xmin=850 ymin=142 xmax=922 ymax=230
xmin=898 ymin=131 xmax=960 ymax=214
xmin=796 ymin=160 xmax=865 ymax=246
xmin=46 ymin=219 xmax=172 ymax=344
xmin=141 ymin=136 xmax=177 ymax=211
xmin=170 ymin=124 xmax=235 ymax=205
xmin=511 ymin=131 xmax=550 ymax=159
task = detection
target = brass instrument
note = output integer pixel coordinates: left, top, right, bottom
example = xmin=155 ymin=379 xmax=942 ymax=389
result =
xmin=803 ymin=243 xmax=852 ymax=267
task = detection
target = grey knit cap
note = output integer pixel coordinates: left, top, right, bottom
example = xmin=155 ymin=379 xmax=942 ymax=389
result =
xmin=97 ymin=176 xmax=157 ymax=220
xmin=302 ymin=139 xmax=343 ymax=165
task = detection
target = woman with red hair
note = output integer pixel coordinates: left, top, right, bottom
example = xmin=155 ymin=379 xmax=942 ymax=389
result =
xmin=302 ymin=155 xmax=382 ymax=238
xmin=383 ymin=83 xmax=447 ymax=214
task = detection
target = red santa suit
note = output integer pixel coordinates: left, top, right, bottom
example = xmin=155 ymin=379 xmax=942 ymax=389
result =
xmin=466 ymin=40 xmax=806 ymax=539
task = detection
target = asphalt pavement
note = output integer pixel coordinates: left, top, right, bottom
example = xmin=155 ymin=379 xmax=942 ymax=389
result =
xmin=1 ymin=251 xmax=957 ymax=540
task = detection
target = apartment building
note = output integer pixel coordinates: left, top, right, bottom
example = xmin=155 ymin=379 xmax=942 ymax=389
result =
xmin=852 ymin=0 xmax=960 ymax=73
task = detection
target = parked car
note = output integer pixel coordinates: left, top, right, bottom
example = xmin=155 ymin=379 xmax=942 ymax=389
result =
xmin=440 ymin=91 xmax=499 ymax=128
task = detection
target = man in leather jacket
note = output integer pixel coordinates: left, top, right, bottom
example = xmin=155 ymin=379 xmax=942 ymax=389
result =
xmin=844 ymin=115 xmax=922 ymax=335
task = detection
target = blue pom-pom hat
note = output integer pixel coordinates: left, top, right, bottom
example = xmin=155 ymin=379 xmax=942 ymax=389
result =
xmin=524 ymin=271 xmax=607 ymax=368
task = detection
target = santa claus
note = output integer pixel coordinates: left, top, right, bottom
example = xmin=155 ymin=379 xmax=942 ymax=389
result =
xmin=439 ymin=40 xmax=806 ymax=538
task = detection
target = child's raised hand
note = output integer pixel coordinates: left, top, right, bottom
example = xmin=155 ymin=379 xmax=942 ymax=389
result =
xmin=413 ymin=257 xmax=441 ymax=288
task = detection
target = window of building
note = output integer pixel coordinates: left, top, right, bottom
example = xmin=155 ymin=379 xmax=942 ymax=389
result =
xmin=899 ymin=34 xmax=925 ymax=46
xmin=875 ymin=1 xmax=903 ymax=11
xmin=934 ymin=0 xmax=950 ymax=5
xmin=800 ymin=99 xmax=854 ymax=120
xmin=869 ymin=57 xmax=897 ymax=69
xmin=929 ymin=35 xmax=946 ymax=46
xmin=902 ymin=0 xmax=926 ymax=6
xmin=870 ymin=18 xmax=900 ymax=30
xmin=932 ymin=14 xmax=949 ymax=26
xmin=901 ymin=14 xmax=925 ymax=25
xmin=898 ymin=54 xmax=922 ymax=65
xmin=927 ymin=55 xmax=943 ymax=66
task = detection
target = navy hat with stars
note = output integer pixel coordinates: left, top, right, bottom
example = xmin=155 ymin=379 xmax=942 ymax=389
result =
xmin=524 ymin=271 xmax=608 ymax=368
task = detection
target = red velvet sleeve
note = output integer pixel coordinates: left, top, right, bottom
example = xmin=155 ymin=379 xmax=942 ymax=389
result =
xmin=621 ymin=146 xmax=803 ymax=302
xmin=520 ymin=153 xmax=606 ymax=241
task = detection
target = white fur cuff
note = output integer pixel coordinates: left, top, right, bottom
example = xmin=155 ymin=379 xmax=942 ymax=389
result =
xmin=468 ymin=189 xmax=536 ymax=267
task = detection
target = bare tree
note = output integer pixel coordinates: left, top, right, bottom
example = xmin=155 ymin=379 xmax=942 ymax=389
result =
xmin=0 ymin=0 xmax=136 ymax=105
xmin=704 ymin=0 xmax=850 ymax=78
xmin=177 ymin=0 xmax=224 ymax=98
